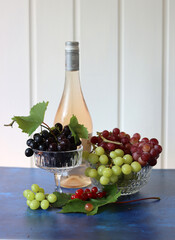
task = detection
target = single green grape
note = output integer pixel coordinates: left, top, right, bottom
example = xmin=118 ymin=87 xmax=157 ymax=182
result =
xmin=97 ymin=165 xmax=106 ymax=176
xmin=110 ymin=175 xmax=118 ymax=183
xmin=122 ymin=164 xmax=132 ymax=175
xmin=131 ymin=161 xmax=142 ymax=172
xmin=30 ymin=200 xmax=40 ymax=210
xmin=99 ymin=154 xmax=108 ymax=165
xmin=88 ymin=153 xmax=99 ymax=164
xmin=41 ymin=200 xmax=50 ymax=210
xmin=31 ymin=184 xmax=40 ymax=193
xmin=123 ymin=154 xmax=133 ymax=164
xmin=112 ymin=165 xmax=122 ymax=176
xmin=48 ymin=194 xmax=57 ymax=203
xmin=26 ymin=200 xmax=32 ymax=207
xmin=39 ymin=188 xmax=45 ymax=193
xmin=100 ymin=176 xmax=110 ymax=185
xmin=26 ymin=191 xmax=35 ymax=201
xmin=95 ymin=146 xmax=105 ymax=156
xmin=109 ymin=151 xmax=117 ymax=159
xmin=102 ymin=168 xmax=113 ymax=178
xmin=23 ymin=189 xmax=32 ymax=198
xmin=85 ymin=167 xmax=91 ymax=177
xmin=115 ymin=149 xmax=124 ymax=157
xmin=35 ymin=192 xmax=45 ymax=201
xmin=113 ymin=157 xmax=124 ymax=166
xmin=88 ymin=169 xmax=98 ymax=178
xmin=82 ymin=151 xmax=89 ymax=160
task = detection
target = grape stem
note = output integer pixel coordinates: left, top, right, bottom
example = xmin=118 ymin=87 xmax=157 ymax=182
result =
xmin=4 ymin=120 xmax=15 ymax=127
xmin=97 ymin=132 xmax=122 ymax=145
xmin=42 ymin=122 xmax=58 ymax=142
xmin=115 ymin=197 xmax=160 ymax=204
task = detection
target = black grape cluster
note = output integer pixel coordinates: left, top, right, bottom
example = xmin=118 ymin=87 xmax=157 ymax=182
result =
xmin=25 ymin=123 xmax=81 ymax=157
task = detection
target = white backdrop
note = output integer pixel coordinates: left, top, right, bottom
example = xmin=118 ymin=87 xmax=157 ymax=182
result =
xmin=0 ymin=0 xmax=175 ymax=168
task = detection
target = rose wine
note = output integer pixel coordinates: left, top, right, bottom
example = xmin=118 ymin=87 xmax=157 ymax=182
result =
xmin=54 ymin=41 xmax=93 ymax=188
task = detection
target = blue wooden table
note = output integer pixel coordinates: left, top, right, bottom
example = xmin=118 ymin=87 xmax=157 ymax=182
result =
xmin=0 ymin=167 xmax=175 ymax=240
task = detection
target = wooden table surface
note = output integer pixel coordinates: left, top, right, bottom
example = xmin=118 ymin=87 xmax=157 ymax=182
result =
xmin=0 ymin=167 xmax=175 ymax=240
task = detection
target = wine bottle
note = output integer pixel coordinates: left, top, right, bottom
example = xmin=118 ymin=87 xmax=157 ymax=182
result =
xmin=54 ymin=41 xmax=93 ymax=188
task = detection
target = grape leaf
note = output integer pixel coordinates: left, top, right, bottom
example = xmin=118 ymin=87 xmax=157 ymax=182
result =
xmin=59 ymin=185 xmax=121 ymax=215
xmin=12 ymin=101 xmax=49 ymax=135
xmin=68 ymin=115 xmax=88 ymax=144
xmin=52 ymin=192 xmax=72 ymax=208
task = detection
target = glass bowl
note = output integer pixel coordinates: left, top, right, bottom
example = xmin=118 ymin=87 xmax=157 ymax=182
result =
xmin=91 ymin=164 xmax=152 ymax=196
xmin=33 ymin=145 xmax=83 ymax=192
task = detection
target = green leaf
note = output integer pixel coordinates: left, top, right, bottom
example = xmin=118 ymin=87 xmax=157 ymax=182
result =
xmin=12 ymin=101 xmax=49 ymax=135
xmin=59 ymin=185 xmax=121 ymax=215
xmin=52 ymin=192 xmax=72 ymax=208
xmin=68 ymin=115 xmax=88 ymax=144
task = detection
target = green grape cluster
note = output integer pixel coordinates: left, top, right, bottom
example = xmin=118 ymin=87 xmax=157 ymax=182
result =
xmin=23 ymin=184 xmax=57 ymax=210
xmin=84 ymin=147 xmax=142 ymax=186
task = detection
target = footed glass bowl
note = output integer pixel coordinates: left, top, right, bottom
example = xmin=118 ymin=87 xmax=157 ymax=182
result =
xmin=33 ymin=145 xmax=83 ymax=193
xmin=91 ymin=164 xmax=152 ymax=196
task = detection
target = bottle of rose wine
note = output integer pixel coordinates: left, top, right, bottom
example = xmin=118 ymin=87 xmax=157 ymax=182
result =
xmin=54 ymin=41 xmax=93 ymax=188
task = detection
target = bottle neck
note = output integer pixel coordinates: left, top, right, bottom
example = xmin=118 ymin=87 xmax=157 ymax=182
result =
xmin=65 ymin=50 xmax=79 ymax=71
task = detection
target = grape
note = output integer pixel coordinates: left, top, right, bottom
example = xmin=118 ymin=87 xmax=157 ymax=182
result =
xmin=102 ymin=168 xmax=113 ymax=178
xmin=55 ymin=122 xmax=63 ymax=131
xmin=95 ymin=147 xmax=105 ymax=156
xmin=89 ymin=153 xmax=99 ymax=164
xmin=35 ymin=192 xmax=45 ymax=201
xmin=141 ymin=152 xmax=150 ymax=162
xmin=41 ymin=130 xmax=49 ymax=139
xmin=113 ymin=157 xmax=124 ymax=166
xmin=100 ymin=176 xmax=110 ymax=185
xmin=91 ymin=136 xmax=98 ymax=144
xmin=109 ymin=151 xmax=117 ymax=159
xmin=39 ymin=188 xmax=45 ymax=193
xmin=121 ymin=164 xmax=132 ymax=175
xmin=130 ymin=145 xmax=138 ymax=153
xmin=149 ymin=158 xmax=157 ymax=166
xmin=82 ymin=151 xmax=89 ymax=160
xmin=26 ymin=139 xmax=33 ymax=147
xmin=112 ymin=165 xmax=122 ymax=176
xmin=26 ymin=200 xmax=31 ymax=207
xmin=150 ymin=148 xmax=159 ymax=157
xmin=133 ymin=133 xmax=141 ymax=140
xmin=23 ymin=189 xmax=32 ymax=198
xmin=25 ymin=148 xmax=33 ymax=157
xmin=138 ymin=157 xmax=147 ymax=166
xmin=113 ymin=128 xmax=120 ymax=137
xmin=107 ymin=135 xmax=116 ymax=141
xmin=88 ymin=169 xmax=98 ymax=178
xmin=142 ymin=143 xmax=151 ymax=152
xmin=142 ymin=137 xmax=149 ymax=143
xmin=85 ymin=203 xmax=94 ymax=212
xmin=45 ymin=137 xmax=55 ymax=147
xmin=121 ymin=137 xmax=129 ymax=145
xmin=26 ymin=191 xmax=35 ymax=201
xmin=98 ymin=141 xmax=107 ymax=150
xmin=47 ymin=194 xmax=57 ymax=203
xmin=107 ymin=143 xmax=116 ymax=151
xmin=52 ymin=128 xmax=60 ymax=136
xmin=119 ymin=132 xmax=126 ymax=138
xmin=130 ymin=137 xmax=139 ymax=145
xmin=75 ymin=188 xmax=84 ymax=196
xmin=154 ymin=144 xmax=162 ymax=153
xmin=132 ymin=151 xmax=141 ymax=161
xmin=34 ymin=134 xmax=43 ymax=144
xmin=131 ymin=161 xmax=142 ymax=172
xmin=99 ymin=155 xmax=109 ymax=164
xmin=150 ymin=138 xmax=159 ymax=145
xmin=102 ymin=130 xmax=109 ymax=138
xmin=38 ymin=143 xmax=47 ymax=151
xmin=41 ymin=200 xmax=50 ymax=210
xmin=97 ymin=165 xmax=106 ymax=176
xmin=91 ymin=187 xmax=98 ymax=193
xmin=30 ymin=200 xmax=40 ymax=210
xmin=49 ymin=142 xmax=57 ymax=151
xmin=115 ymin=149 xmax=124 ymax=157
xmin=31 ymin=184 xmax=40 ymax=193
xmin=110 ymin=175 xmax=118 ymax=183
xmin=123 ymin=154 xmax=133 ymax=164
xmin=30 ymin=140 xmax=38 ymax=149
xmin=85 ymin=167 xmax=91 ymax=177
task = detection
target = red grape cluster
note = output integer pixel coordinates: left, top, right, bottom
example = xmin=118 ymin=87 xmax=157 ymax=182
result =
xmin=71 ymin=187 xmax=106 ymax=201
xmin=91 ymin=128 xmax=162 ymax=167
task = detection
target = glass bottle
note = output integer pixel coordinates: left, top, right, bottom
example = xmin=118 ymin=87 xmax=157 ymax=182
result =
xmin=54 ymin=41 xmax=93 ymax=188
